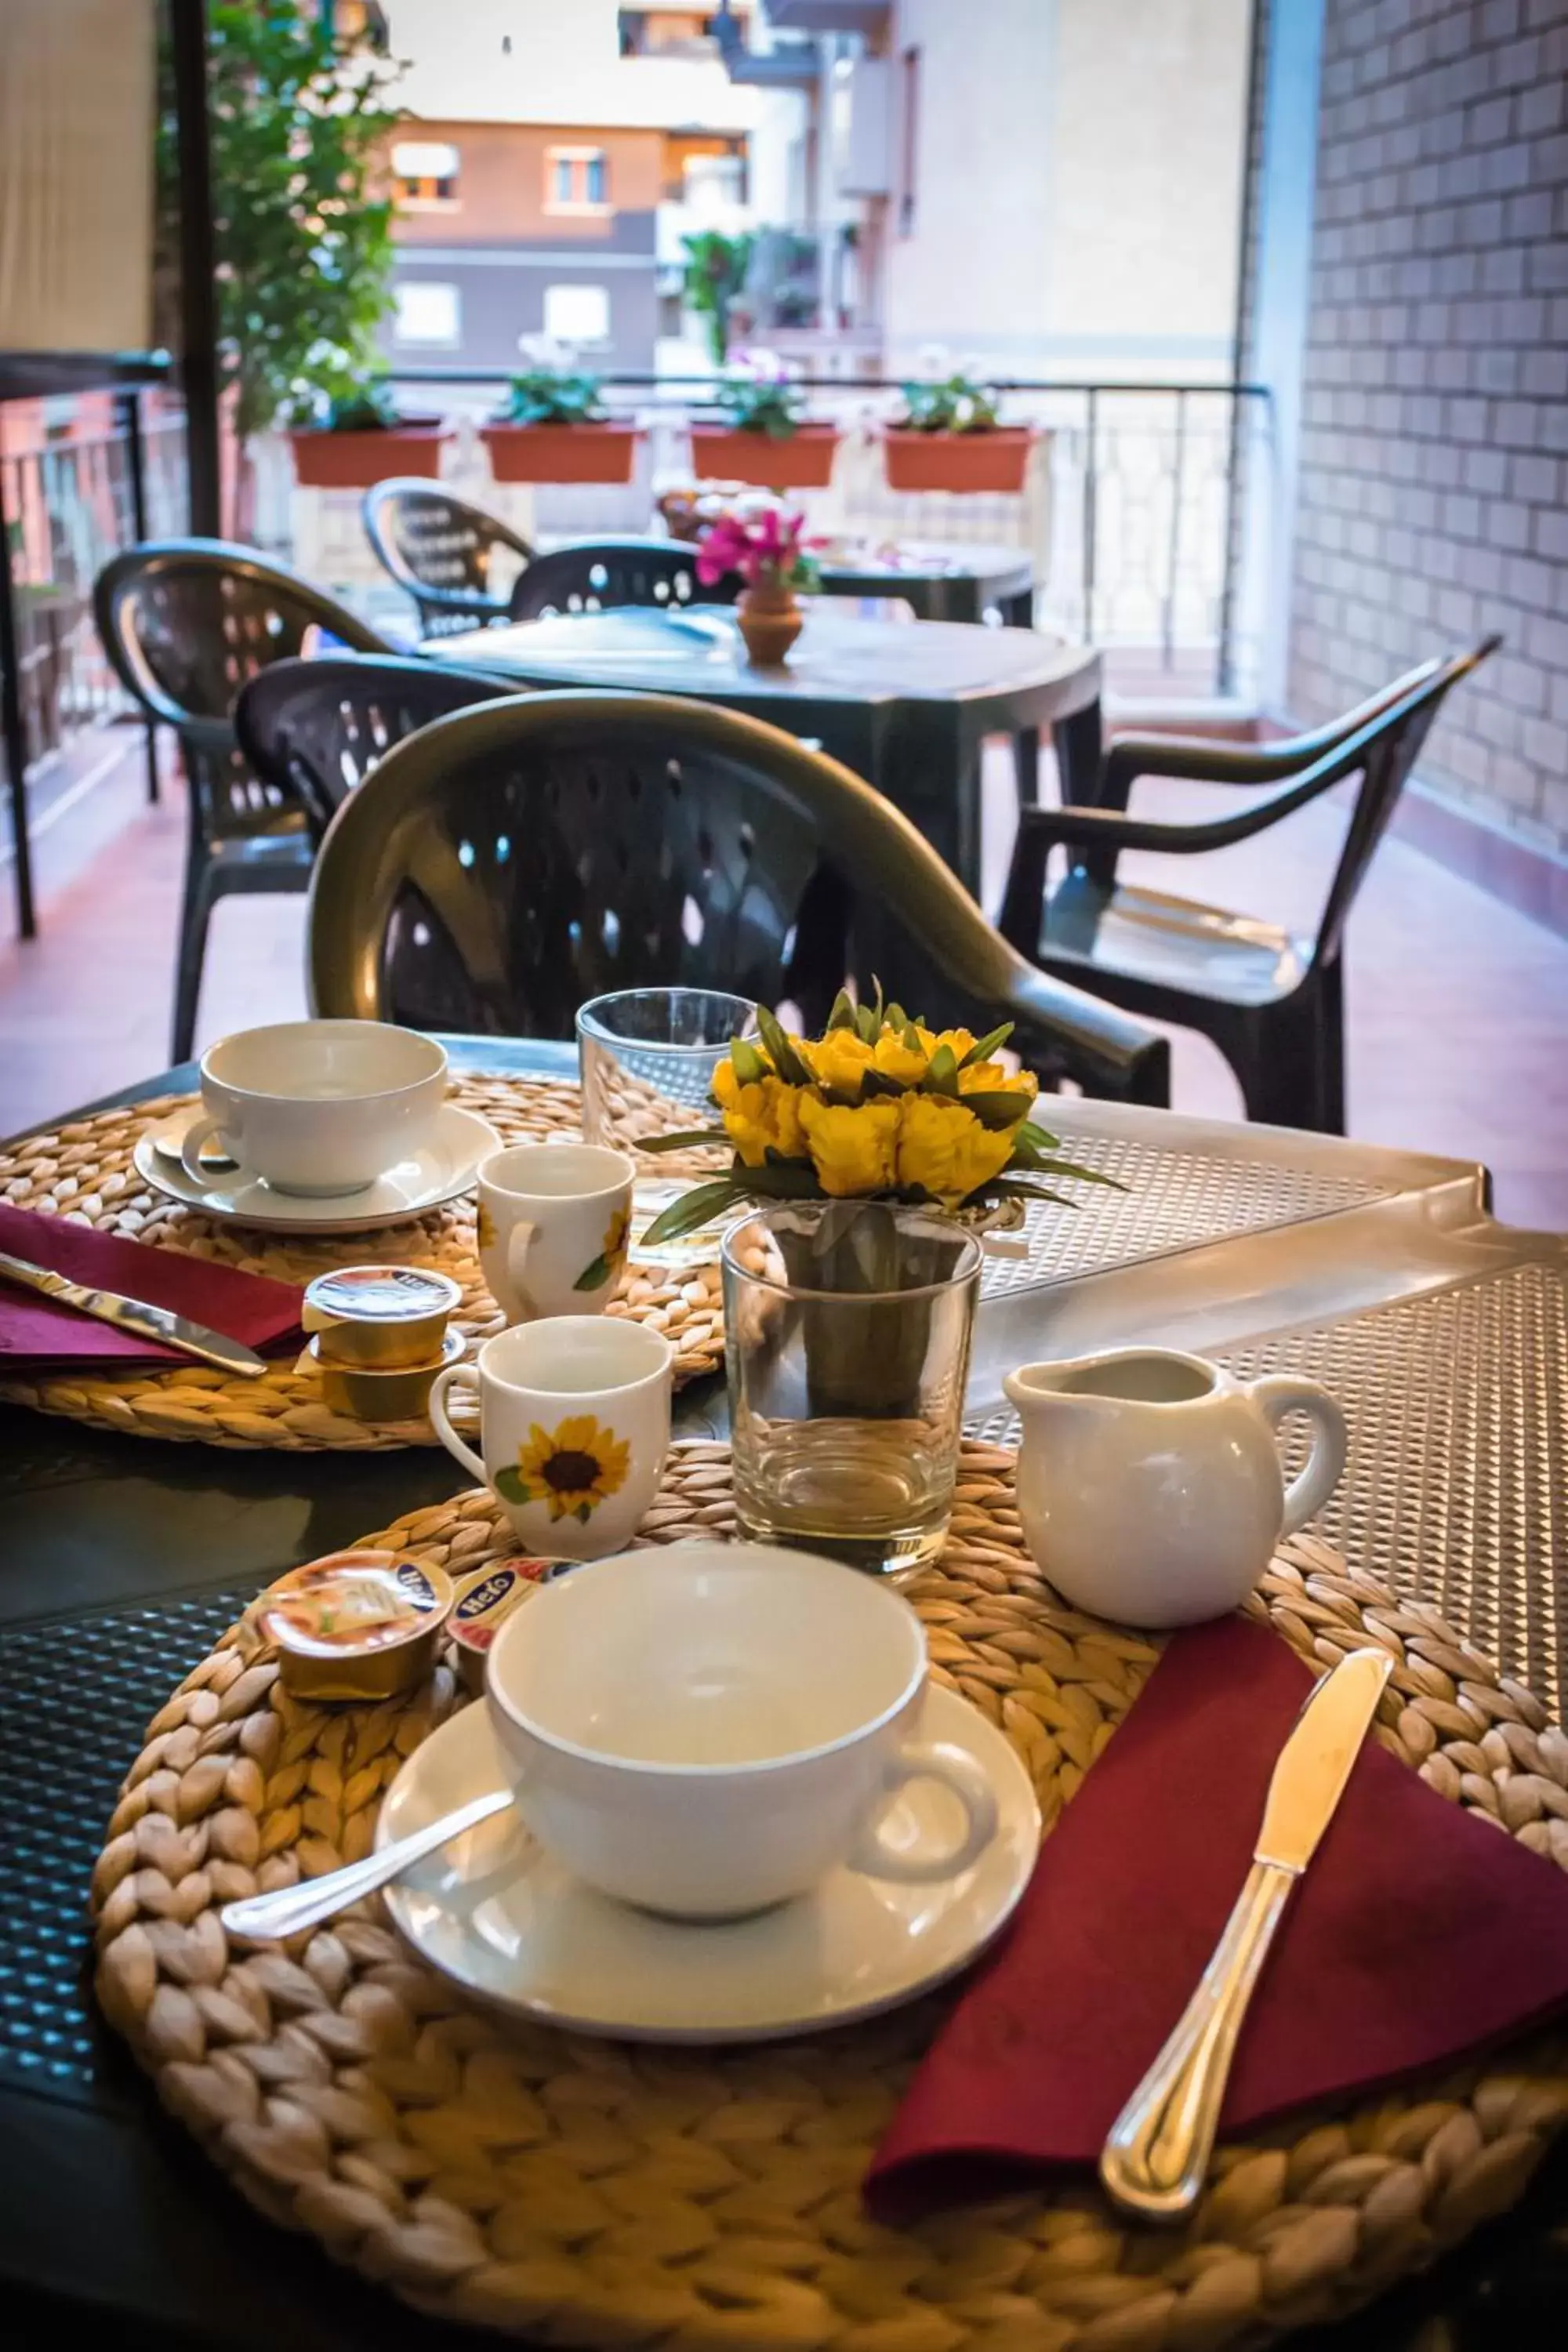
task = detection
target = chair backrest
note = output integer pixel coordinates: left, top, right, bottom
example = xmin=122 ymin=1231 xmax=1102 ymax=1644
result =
xmin=234 ymin=656 xmax=518 ymax=843
xmin=307 ymin=691 xmax=1166 ymax=1102
xmin=361 ymin=480 xmax=534 ymax=635
xmin=507 ymin=539 xmax=739 ymax=622
xmin=1313 ymin=635 xmax=1499 ymax=964
xmin=94 ymin=539 xmax=397 ymax=844
xmin=94 ymin=538 xmax=393 ymax=740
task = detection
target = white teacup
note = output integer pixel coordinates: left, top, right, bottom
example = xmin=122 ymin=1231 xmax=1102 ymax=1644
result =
xmin=477 ymin=1143 xmax=635 ymax=1323
xmin=430 ymin=1316 xmax=673 ymax=1560
xmin=181 ymin=1020 xmax=448 ymax=1197
xmin=485 ymin=1542 xmax=1000 ymax=1918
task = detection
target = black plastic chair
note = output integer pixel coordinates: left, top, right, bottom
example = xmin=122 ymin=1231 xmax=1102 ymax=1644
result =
xmin=236 ymin=656 xmax=517 ymax=844
xmin=362 ymin=480 xmax=535 ymax=638
xmin=996 ymin=639 xmax=1498 ymax=1133
xmin=507 ymin=539 xmax=739 ymax=622
xmin=308 ymin=690 xmax=1169 ymax=1106
xmin=93 ymin=539 xmax=396 ymax=1061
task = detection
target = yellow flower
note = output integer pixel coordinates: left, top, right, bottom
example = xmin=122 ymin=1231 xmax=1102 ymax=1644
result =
xmin=713 ymin=1072 xmax=808 ymax=1167
xmin=798 ymin=1094 xmax=902 ymax=1196
xmin=928 ymin=1025 xmax=977 ymax=1064
xmin=871 ymin=1028 xmax=931 ymax=1086
xmin=513 ymin=1416 xmax=630 ymax=1523
xmin=797 ymin=1029 xmax=876 ymax=1100
xmin=896 ymin=1093 xmax=1015 ymax=1207
xmin=958 ymin=1058 xmax=1038 ymax=1104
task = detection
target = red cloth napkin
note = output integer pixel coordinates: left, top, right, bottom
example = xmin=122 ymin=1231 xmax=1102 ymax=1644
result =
xmin=867 ymin=1613 xmax=1568 ymax=2220
xmin=0 ymin=1200 xmax=304 ymax=1370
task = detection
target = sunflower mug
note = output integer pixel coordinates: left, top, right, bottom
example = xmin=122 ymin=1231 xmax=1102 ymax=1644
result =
xmin=476 ymin=1144 xmax=635 ymax=1323
xmin=428 ymin=1316 xmax=674 ymax=1559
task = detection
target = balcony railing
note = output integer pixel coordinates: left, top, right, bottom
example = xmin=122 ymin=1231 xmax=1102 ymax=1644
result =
xmin=2 ymin=405 xmax=187 ymax=769
xmin=286 ymin=371 xmax=1272 ymax=702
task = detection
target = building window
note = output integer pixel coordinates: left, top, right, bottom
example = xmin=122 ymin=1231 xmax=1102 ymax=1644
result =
xmin=394 ymin=281 xmax=461 ymax=345
xmin=392 ymin=139 xmax=459 ymax=204
xmin=546 ymin=147 xmax=612 ymax=211
xmin=543 ymin=283 xmax=611 ymax=347
xmin=898 ymin=48 xmax=920 ymax=236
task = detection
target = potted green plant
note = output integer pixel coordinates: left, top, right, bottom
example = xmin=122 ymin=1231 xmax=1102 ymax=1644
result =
xmin=481 ymin=358 xmax=641 ymax=485
xmin=884 ymin=374 xmax=1035 ymax=495
xmin=690 ymin=361 xmax=839 ymax=491
xmin=681 ymin=230 xmax=754 ymax=365
xmin=285 ymin=366 xmax=450 ymax=490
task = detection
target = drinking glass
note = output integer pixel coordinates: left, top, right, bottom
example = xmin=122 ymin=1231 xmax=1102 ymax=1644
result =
xmin=577 ymin=988 xmax=757 ymax=1265
xmin=722 ymin=1200 xmax=983 ymax=1577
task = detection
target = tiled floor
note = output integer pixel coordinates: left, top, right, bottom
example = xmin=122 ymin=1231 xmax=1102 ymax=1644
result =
xmin=2 ymin=725 xmax=1565 ymax=1229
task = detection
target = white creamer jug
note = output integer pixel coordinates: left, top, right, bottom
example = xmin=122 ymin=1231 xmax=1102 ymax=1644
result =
xmin=1003 ymin=1348 xmax=1347 ymax=1628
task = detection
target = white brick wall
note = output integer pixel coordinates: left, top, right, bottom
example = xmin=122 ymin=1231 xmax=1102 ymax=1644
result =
xmin=1290 ymin=0 xmax=1568 ymax=856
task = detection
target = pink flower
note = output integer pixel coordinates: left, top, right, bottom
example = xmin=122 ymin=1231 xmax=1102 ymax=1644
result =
xmin=695 ymin=503 xmax=810 ymax=590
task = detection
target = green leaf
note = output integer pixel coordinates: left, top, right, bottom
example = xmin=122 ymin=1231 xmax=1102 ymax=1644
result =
xmin=640 ymin=1175 xmax=750 ymax=1248
xmin=730 ymin=1036 xmax=768 ymax=1083
xmin=884 ymin=1003 xmax=907 ymax=1035
xmin=902 ymin=1021 xmax=924 ymax=1054
xmin=740 ymin=1158 xmax=823 ymax=1199
xmin=926 ymin=1044 xmax=960 ymax=1096
xmin=958 ymin=1089 xmax=1039 ymax=1129
xmin=826 ymin=988 xmax=858 ymax=1033
xmin=960 ymin=1022 xmax=1015 ymax=1066
xmin=1014 ymin=1119 xmax=1062 ymax=1152
xmin=573 ymin=1254 xmax=612 ymax=1292
xmin=858 ymin=1069 xmax=909 ymax=1099
xmin=493 ymin=1465 xmax=531 ymax=1504
xmin=575 ymin=1504 xmax=593 ymax=1524
xmin=754 ymin=1005 xmax=809 ymax=1085
xmin=636 ymin=1128 xmax=731 ymax=1153
xmin=1013 ymin=1156 xmax=1127 ymax=1190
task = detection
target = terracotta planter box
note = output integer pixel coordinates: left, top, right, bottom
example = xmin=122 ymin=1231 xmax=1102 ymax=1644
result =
xmin=689 ymin=423 xmax=840 ymax=490
xmin=883 ymin=427 xmax=1035 ymax=495
xmin=481 ymin=422 xmax=641 ymax=485
xmin=289 ymin=419 xmax=450 ymax=489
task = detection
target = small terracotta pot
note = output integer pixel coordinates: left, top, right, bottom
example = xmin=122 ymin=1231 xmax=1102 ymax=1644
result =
xmin=690 ymin=423 xmax=839 ymax=489
xmin=289 ymin=419 xmax=450 ymax=489
xmin=481 ymin=423 xmax=641 ymax=485
xmin=883 ymin=426 xmax=1034 ymax=495
xmin=736 ymin=583 xmax=804 ymax=667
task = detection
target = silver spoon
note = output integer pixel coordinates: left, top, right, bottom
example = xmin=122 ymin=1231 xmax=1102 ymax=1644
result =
xmin=219 ymin=1788 xmax=514 ymax=1941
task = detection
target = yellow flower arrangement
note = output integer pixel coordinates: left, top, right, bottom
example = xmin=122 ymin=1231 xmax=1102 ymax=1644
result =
xmin=641 ymin=991 xmax=1116 ymax=1244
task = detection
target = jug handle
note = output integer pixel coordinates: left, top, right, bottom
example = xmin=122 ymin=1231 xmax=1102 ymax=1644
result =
xmin=1247 ymin=1376 xmax=1348 ymax=1535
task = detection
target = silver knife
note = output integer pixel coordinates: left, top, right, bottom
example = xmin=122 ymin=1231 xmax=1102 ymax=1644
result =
xmin=0 ymin=1248 xmax=270 ymax=1378
xmin=1100 ymin=1645 xmax=1393 ymax=2222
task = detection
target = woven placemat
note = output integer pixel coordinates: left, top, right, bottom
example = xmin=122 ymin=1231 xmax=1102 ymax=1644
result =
xmin=0 ymin=1076 xmax=724 ymax=1450
xmin=91 ymin=1443 xmax=1568 ymax=2349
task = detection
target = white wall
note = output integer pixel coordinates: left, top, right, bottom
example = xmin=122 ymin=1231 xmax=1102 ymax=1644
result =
xmin=880 ymin=0 xmax=1252 ymax=381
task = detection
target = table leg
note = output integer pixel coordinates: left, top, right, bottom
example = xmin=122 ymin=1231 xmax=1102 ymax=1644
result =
xmin=999 ymin=588 xmax=1040 ymax=802
xmin=1054 ymin=698 xmax=1105 ymax=808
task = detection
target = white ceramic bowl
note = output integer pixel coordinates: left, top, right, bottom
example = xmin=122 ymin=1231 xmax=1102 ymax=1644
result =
xmin=183 ymin=1020 xmax=448 ymax=1196
xmin=485 ymin=1541 xmax=996 ymax=1918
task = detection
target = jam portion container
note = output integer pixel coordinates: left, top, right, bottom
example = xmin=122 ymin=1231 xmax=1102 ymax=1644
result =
xmin=448 ymin=1556 xmax=572 ymax=1691
xmin=309 ymin=1324 xmax=465 ymax=1423
xmin=260 ymin=1550 xmax=455 ymax=1702
xmin=302 ymin=1265 xmax=463 ymax=1369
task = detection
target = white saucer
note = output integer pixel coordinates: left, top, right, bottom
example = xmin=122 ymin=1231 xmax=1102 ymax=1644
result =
xmin=135 ymin=1105 xmax=502 ymax=1235
xmin=379 ymin=1684 xmax=1040 ymax=2043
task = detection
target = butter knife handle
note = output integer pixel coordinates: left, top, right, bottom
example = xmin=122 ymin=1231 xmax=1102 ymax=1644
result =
xmin=1100 ymin=1859 xmax=1295 ymax=2223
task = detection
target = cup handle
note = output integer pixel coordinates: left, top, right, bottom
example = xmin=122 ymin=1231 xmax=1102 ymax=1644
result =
xmin=427 ymin=1363 xmax=487 ymax=1484
xmin=505 ymin=1218 xmax=538 ymax=1319
xmin=1247 ymin=1374 xmax=1348 ymax=1535
xmin=847 ymin=1738 xmax=1000 ymax=1886
xmin=181 ymin=1113 xmax=241 ymax=1186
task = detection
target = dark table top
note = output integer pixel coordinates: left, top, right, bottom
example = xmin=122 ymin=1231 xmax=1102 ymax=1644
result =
xmin=2 ymin=1036 xmax=1565 ymax=2352
xmin=427 ymin=601 xmax=1095 ymax=722
xmin=811 ymin=539 xmax=1033 ymax=601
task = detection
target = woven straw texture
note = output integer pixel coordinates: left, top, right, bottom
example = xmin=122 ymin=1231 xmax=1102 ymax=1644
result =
xmin=92 ymin=1443 xmax=1568 ymax=2350
xmin=0 ymin=1076 xmax=724 ymax=1450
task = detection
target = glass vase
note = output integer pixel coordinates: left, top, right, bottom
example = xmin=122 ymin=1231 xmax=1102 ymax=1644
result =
xmin=721 ymin=1200 xmax=982 ymax=1577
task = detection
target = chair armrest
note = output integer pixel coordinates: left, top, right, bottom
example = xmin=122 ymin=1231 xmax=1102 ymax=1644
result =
xmin=1001 ymin=966 xmax=1171 ymax=1107
xmin=1098 ymin=731 xmax=1332 ymax=811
